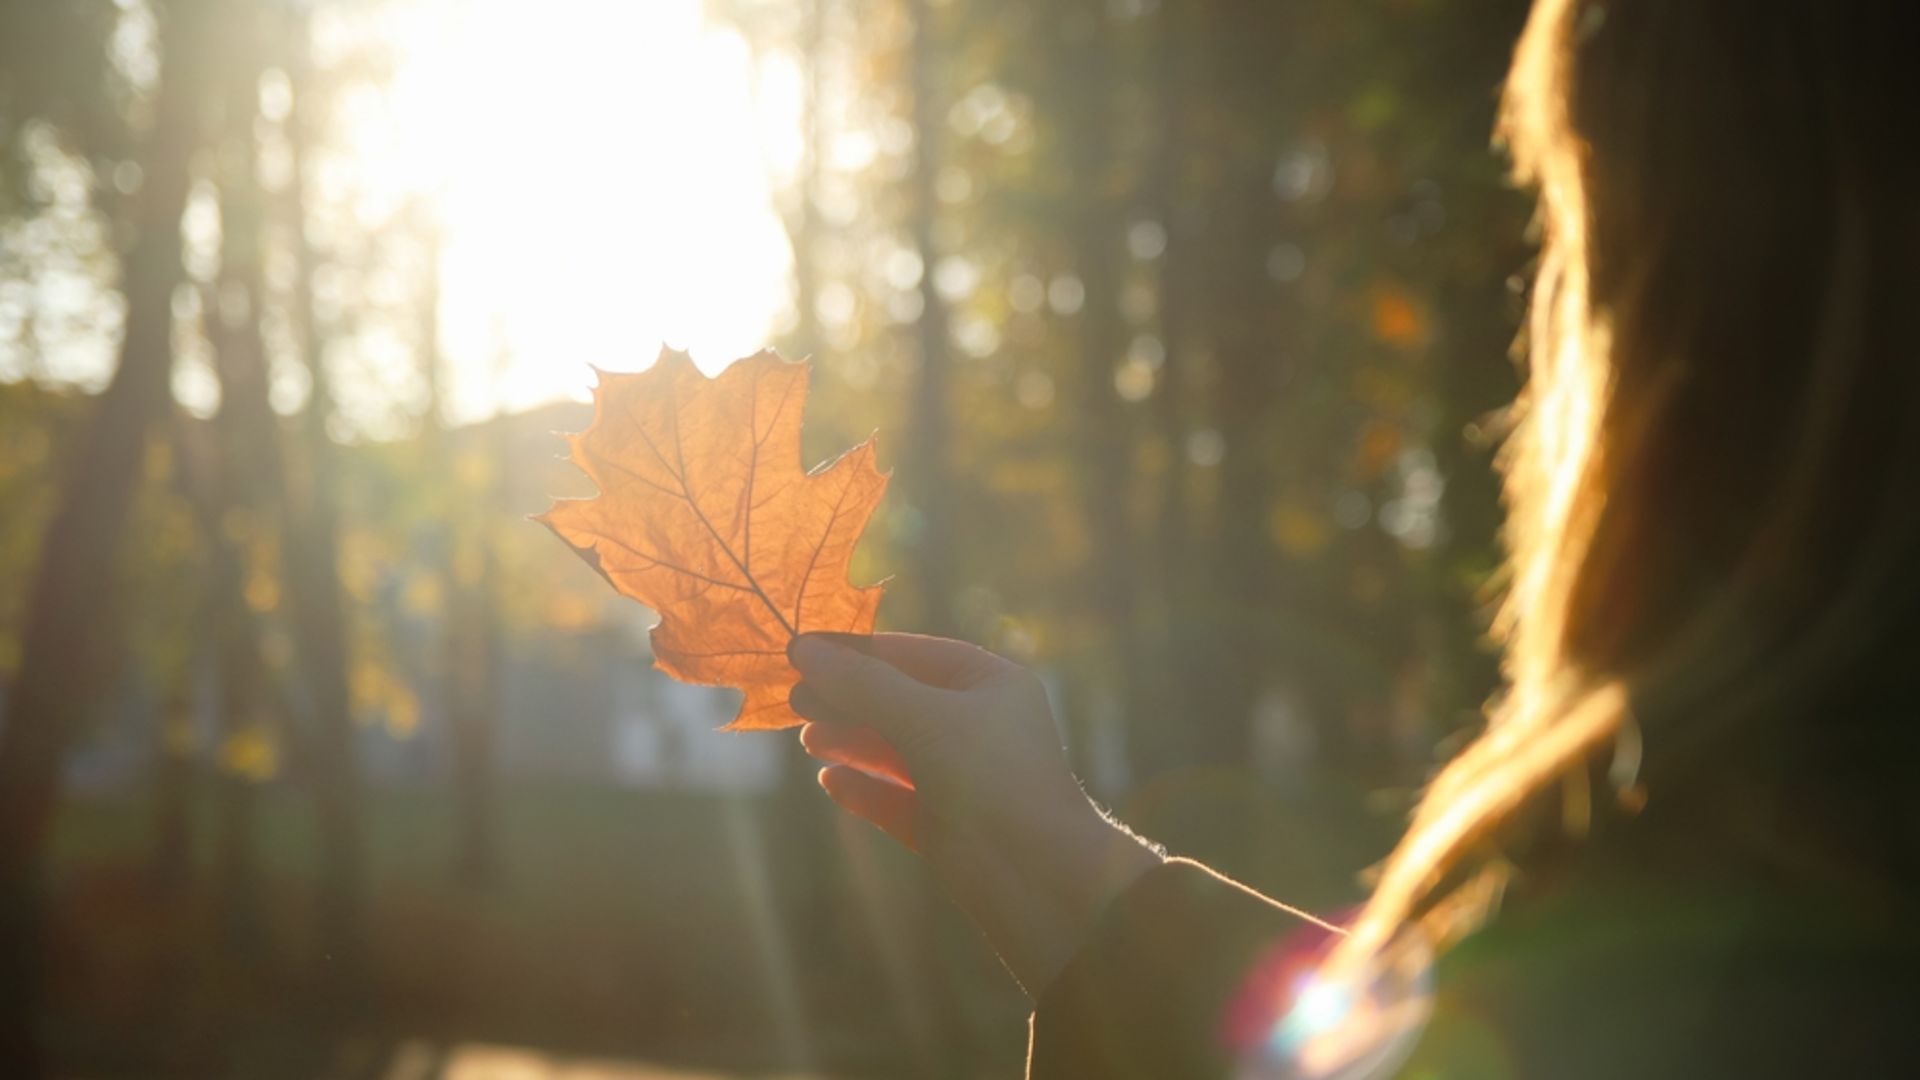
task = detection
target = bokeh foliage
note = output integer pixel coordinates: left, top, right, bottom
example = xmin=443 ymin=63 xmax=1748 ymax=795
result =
xmin=0 ymin=0 xmax=1536 ymax=1075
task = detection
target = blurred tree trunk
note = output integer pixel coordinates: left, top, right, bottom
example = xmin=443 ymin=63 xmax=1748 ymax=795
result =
xmin=1185 ymin=0 xmax=1289 ymax=771
xmin=1056 ymin=0 xmax=1145 ymax=789
xmin=769 ymin=1 xmax=845 ymax=1041
xmin=179 ymin=447 xmax=270 ymax=948
xmin=1148 ymin=2 xmax=1193 ymax=587
xmin=196 ymin=11 xmax=283 ymax=950
xmin=445 ymin=541 xmax=501 ymax=887
xmin=786 ymin=0 xmax=828 ymax=362
xmin=902 ymin=7 xmax=983 ymax=1075
xmin=0 ymin=1 xmax=206 ymax=1071
xmin=904 ymin=0 xmax=957 ymax=638
xmin=282 ymin=17 xmax=368 ymax=1012
xmin=170 ymin=409 xmax=283 ymax=948
xmin=415 ymin=225 xmax=502 ymax=887
xmin=147 ymin=672 xmax=197 ymax=893
xmin=1136 ymin=0 xmax=1203 ymax=781
xmin=1421 ymin=2 xmax=1534 ymax=744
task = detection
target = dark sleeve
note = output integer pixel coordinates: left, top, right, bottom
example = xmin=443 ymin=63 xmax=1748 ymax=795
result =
xmin=1028 ymin=852 xmax=1920 ymax=1079
xmin=1411 ymin=884 xmax=1920 ymax=1080
xmin=1027 ymin=857 xmax=1329 ymax=1080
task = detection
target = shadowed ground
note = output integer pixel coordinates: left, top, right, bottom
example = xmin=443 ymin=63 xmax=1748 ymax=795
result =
xmin=43 ymin=781 xmax=1390 ymax=1078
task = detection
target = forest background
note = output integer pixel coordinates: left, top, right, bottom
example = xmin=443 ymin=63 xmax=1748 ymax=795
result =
xmin=0 ymin=0 xmax=1534 ymax=1076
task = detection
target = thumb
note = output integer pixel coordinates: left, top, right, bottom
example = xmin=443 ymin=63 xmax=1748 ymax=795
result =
xmin=789 ymin=633 xmax=939 ymax=742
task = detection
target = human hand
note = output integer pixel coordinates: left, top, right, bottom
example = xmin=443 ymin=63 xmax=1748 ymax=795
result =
xmin=788 ymin=632 xmax=1163 ymax=995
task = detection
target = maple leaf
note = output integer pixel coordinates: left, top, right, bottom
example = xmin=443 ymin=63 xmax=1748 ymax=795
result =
xmin=539 ymin=347 xmax=888 ymax=731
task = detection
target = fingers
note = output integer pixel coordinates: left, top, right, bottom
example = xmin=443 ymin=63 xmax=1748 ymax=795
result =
xmin=818 ymin=766 xmax=918 ymax=851
xmin=803 ymin=632 xmax=1013 ymax=690
xmin=788 ymin=634 xmax=941 ymax=739
xmin=799 ymin=722 xmax=914 ymax=788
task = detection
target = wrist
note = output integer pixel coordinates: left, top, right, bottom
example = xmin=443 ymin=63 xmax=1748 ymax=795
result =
xmin=950 ymin=792 xmax=1161 ymax=996
xmin=1040 ymin=800 xmax=1163 ymax=960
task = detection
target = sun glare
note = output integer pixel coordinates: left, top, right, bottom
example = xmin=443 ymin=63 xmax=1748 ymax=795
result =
xmin=342 ymin=0 xmax=803 ymax=423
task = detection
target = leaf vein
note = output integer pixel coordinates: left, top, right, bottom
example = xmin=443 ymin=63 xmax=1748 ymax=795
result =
xmin=650 ymin=370 xmax=799 ymax=639
xmin=792 ymin=464 xmax=860 ymax=632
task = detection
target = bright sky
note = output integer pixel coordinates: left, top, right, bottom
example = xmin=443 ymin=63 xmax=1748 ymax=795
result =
xmin=344 ymin=0 xmax=803 ymax=423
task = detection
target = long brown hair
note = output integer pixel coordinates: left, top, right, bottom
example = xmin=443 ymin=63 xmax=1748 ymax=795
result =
xmin=1337 ymin=0 xmax=1920 ymax=970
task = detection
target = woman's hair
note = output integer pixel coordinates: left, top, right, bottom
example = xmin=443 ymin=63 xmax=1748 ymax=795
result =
xmin=1334 ymin=0 xmax=1920 ymax=971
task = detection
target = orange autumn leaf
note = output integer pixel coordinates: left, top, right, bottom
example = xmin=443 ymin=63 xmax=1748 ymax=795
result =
xmin=539 ymin=347 xmax=887 ymax=731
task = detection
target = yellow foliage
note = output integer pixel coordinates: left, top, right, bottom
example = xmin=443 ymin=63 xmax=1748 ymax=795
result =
xmin=1352 ymin=368 xmax=1414 ymax=413
xmin=985 ymin=456 xmax=1070 ymax=497
xmin=352 ymin=657 xmax=422 ymax=737
xmin=544 ymin=591 xmax=601 ymax=629
xmin=144 ymin=439 xmax=174 ymax=484
xmin=456 ymin=447 xmax=495 ymax=492
xmin=163 ymin=712 xmax=198 ymax=756
xmin=1135 ymin=438 xmax=1171 ymax=479
xmin=339 ymin=531 xmax=384 ymax=604
xmin=1354 ymin=420 xmax=1404 ymax=481
xmin=402 ymin=573 xmax=445 ymax=617
xmin=244 ymin=564 xmax=280 ymax=613
xmin=1269 ymin=501 xmax=1333 ymax=558
xmin=219 ymin=728 xmax=278 ymax=781
xmin=385 ymin=686 xmax=421 ymax=738
xmin=351 ymin=658 xmax=386 ymax=713
xmin=453 ymin=542 xmax=486 ymax=589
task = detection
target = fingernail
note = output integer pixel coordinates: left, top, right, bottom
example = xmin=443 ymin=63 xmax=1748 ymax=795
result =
xmin=811 ymin=631 xmax=875 ymax=655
